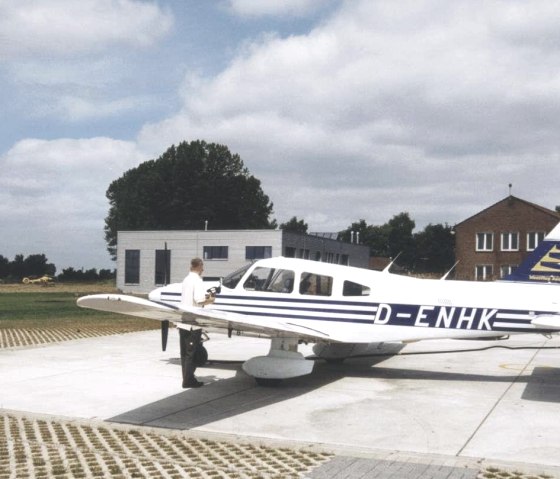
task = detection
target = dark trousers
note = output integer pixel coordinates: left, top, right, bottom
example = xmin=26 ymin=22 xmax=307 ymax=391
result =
xmin=179 ymin=328 xmax=202 ymax=387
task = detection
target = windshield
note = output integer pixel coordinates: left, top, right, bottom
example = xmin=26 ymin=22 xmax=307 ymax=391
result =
xmin=243 ymin=267 xmax=294 ymax=293
xmin=221 ymin=263 xmax=253 ymax=289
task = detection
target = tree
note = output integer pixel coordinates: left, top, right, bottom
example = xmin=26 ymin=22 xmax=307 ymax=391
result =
xmin=104 ymin=140 xmax=276 ymax=259
xmin=387 ymin=212 xmax=416 ymax=268
xmin=413 ymin=223 xmax=455 ymax=274
xmin=280 ymin=216 xmax=308 ymax=234
xmin=340 ymin=213 xmax=455 ymax=274
xmin=340 ymin=213 xmax=415 ymax=262
xmin=0 ymin=255 xmax=9 ymax=279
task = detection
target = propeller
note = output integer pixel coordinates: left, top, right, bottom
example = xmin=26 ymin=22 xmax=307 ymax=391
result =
xmin=161 ymin=320 xmax=169 ymax=351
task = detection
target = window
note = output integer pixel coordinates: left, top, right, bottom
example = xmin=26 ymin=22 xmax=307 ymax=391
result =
xmin=476 ymin=233 xmax=493 ymax=251
xmin=299 ymin=272 xmax=333 ymax=296
xmin=245 ymin=246 xmax=272 ymax=260
xmin=527 ymin=232 xmax=545 ymax=251
xmin=243 ymin=267 xmax=294 ymax=293
xmin=475 ymin=265 xmax=493 ymax=281
xmin=154 ymin=249 xmax=171 ymax=285
xmin=500 ymin=265 xmax=517 ymax=278
xmin=298 ymin=248 xmax=310 ymax=259
xmin=125 ymin=250 xmax=140 ymax=284
xmin=284 ymin=247 xmax=296 ymax=258
xmin=203 ymin=246 xmax=228 ymax=260
xmin=343 ymin=280 xmax=371 ymax=296
xmin=501 ymin=232 xmax=519 ymax=251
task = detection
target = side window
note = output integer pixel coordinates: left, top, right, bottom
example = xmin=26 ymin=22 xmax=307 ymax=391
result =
xmin=203 ymin=246 xmax=228 ymax=260
xmin=243 ymin=267 xmax=294 ymax=293
xmin=299 ymin=273 xmax=333 ymax=296
xmin=343 ymin=280 xmax=370 ymax=296
xmin=246 ymin=246 xmax=272 ymax=260
xmin=125 ymin=250 xmax=140 ymax=284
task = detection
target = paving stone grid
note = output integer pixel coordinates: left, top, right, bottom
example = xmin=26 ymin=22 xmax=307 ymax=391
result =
xmin=0 ymin=413 xmax=331 ymax=478
xmin=0 ymin=327 xmax=155 ymax=349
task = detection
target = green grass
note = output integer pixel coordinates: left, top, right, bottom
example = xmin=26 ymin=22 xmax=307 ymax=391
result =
xmin=0 ymin=291 xmax=157 ymax=331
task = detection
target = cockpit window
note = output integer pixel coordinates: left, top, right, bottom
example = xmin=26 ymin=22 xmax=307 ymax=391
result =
xmin=343 ymin=280 xmax=371 ymax=296
xmin=222 ymin=263 xmax=253 ymax=289
xmin=299 ymin=273 xmax=333 ymax=296
xmin=243 ymin=267 xmax=294 ymax=293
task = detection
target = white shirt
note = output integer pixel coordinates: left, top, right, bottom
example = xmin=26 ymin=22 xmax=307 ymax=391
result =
xmin=181 ymin=271 xmax=207 ymax=307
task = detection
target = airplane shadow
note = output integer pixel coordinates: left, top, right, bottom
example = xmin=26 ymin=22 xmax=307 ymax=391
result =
xmin=521 ymin=367 xmax=560 ymax=403
xmin=108 ymin=354 xmax=560 ymax=430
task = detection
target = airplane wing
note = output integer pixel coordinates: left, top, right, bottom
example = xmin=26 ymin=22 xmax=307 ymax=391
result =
xmin=531 ymin=314 xmax=560 ymax=330
xmin=77 ymin=294 xmax=332 ymax=341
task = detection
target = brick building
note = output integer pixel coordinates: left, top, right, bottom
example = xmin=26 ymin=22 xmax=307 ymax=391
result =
xmin=454 ymin=196 xmax=560 ymax=281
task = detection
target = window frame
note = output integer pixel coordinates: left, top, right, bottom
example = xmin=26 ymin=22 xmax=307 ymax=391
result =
xmin=245 ymin=246 xmax=272 ymax=260
xmin=476 ymin=232 xmax=493 ymax=252
xmin=527 ymin=231 xmax=545 ymax=251
xmin=499 ymin=264 xmax=517 ymax=279
xmin=203 ymin=245 xmax=228 ymax=260
xmin=475 ymin=264 xmax=493 ymax=281
xmin=124 ymin=249 xmax=140 ymax=285
xmin=501 ymin=232 xmax=519 ymax=252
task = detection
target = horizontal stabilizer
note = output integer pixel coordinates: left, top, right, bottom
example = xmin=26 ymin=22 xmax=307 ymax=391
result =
xmin=531 ymin=315 xmax=560 ymax=330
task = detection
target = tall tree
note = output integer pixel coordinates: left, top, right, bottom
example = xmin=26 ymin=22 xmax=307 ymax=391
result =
xmin=413 ymin=223 xmax=455 ymax=274
xmin=280 ymin=216 xmax=308 ymax=234
xmin=104 ymin=140 xmax=276 ymax=259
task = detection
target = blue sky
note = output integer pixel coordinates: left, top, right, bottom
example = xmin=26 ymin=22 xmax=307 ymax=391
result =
xmin=2 ymin=0 xmax=560 ymax=271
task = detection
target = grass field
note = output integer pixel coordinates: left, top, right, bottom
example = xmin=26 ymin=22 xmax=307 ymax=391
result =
xmin=0 ymin=282 xmax=158 ymax=346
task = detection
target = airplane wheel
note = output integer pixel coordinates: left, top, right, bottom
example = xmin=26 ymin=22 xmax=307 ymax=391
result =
xmin=195 ymin=346 xmax=208 ymax=367
xmin=255 ymin=377 xmax=282 ymax=387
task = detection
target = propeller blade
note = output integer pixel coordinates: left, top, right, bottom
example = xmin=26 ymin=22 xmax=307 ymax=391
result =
xmin=161 ymin=320 xmax=169 ymax=351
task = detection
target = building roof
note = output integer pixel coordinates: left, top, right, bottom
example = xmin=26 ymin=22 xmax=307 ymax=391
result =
xmin=454 ymin=195 xmax=560 ymax=228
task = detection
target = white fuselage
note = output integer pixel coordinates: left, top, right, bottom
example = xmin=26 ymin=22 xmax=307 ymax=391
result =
xmin=150 ymin=257 xmax=560 ymax=344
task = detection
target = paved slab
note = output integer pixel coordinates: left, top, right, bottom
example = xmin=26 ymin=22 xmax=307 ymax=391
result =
xmin=1 ymin=330 xmax=560 ymax=476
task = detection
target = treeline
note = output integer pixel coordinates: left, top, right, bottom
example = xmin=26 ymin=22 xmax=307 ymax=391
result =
xmin=0 ymin=254 xmax=115 ymax=283
xmin=283 ymin=212 xmax=456 ymax=275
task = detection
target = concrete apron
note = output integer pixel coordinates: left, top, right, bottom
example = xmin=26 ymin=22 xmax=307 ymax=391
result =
xmin=1 ymin=330 xmax=559 ymax=469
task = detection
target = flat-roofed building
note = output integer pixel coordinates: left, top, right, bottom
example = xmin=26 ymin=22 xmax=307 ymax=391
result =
xmin=117 ymin=229 xmax=369 ymax=293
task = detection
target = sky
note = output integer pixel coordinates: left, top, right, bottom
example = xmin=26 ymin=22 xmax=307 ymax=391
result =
xmin=2 ymin=0 xmax=560 ymax=272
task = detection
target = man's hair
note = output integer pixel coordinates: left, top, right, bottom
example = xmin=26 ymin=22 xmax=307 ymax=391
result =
xmin=191 ymin=257 xmax=203 ymax=269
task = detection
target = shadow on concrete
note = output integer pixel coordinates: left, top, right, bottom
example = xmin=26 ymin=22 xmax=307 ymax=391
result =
xmin=108 ymin=349 xmax=559 ymax=430
xmin=521 ymin=367 xmax=560 ymax=403
xmin=107 ymin=354 xmax=393 ymax=430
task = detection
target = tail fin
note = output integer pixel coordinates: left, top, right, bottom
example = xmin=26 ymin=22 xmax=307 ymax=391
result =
xmin=503 ymin=223 xmax=560 ymax=283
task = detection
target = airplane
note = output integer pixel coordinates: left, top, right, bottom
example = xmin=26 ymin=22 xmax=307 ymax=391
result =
xmin=77 ymin=223 xmax=560 ymax=386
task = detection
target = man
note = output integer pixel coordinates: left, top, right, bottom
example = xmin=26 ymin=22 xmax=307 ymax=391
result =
xmin=180 ymin=258 xmax=215 ymax=388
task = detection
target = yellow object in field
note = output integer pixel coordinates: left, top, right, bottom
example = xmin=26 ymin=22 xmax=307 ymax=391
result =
xmin=22 ymin=275 xmax=54 ymax=285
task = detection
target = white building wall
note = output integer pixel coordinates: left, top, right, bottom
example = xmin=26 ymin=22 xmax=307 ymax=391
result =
xmin=117 ymin=230 xmax=283 ymax=293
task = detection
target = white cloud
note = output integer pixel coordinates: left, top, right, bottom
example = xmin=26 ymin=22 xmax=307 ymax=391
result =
xmin=138 ymin=0 xmax=560 ymax=231
xmin=225 ymin=0 xmax=333 ymax=18
xmin=0 ymin=0 xmax=173 ymax=59
xmin=0 ymin=138 xmax=145 ymax=269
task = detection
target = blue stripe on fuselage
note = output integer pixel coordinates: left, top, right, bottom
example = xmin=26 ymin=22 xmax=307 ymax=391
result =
xmin=159 ymin=292 xmax=555 ymax=333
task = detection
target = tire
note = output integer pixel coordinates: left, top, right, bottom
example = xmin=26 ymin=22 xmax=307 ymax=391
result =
xmin=194 ymin=345 xmax=208 ymax=367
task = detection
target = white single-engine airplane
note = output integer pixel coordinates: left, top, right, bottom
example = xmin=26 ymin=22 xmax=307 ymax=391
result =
xmin=77 ymin=224 xmax=560 ymax=386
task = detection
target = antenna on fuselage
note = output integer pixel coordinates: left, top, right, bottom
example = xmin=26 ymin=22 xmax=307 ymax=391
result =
xmin=382 ymin=252 xmax=402 ymax=274
xmin=440 ymin=260 xmax=459 ymax=280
